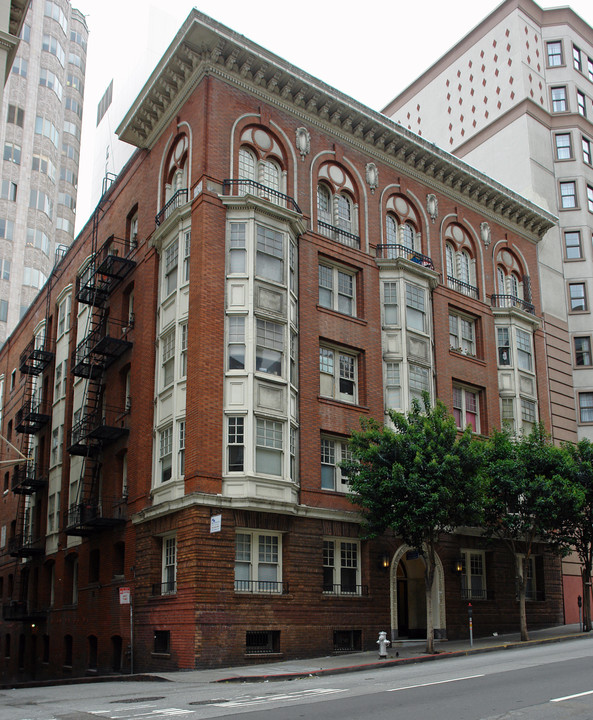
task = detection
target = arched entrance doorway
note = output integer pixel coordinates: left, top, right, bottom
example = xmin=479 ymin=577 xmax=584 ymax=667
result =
xmin=390 ymin=545 xmax=446 ymax=641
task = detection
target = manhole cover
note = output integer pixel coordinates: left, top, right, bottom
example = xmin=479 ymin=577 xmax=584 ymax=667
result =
xmin=112 ymin=697 xmax=165 ymax=704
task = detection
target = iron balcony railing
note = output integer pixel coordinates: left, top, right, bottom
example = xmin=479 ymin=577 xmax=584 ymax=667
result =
xmin=491 ymin=293 xmax=535 ymax=315
xmin=12 ymin=461 xmax=48 ymax=495
xmin=234 ymin=579 xmax=289 ymax=594
xmin=15 ymin=394 xmax=51 ymax=434
xmin=152 ymin=581 xmax=177 ymax=597
xmin=77 ymin=236 xmax=137 ymax=306
xmin=317 ymin=220 xmax=360 ymax=249
xmin=65 ymin=497 xmax=127 ymax=536
xmin=376 ymin=243 xmax=434 ymax=269
xmin=7 ymin=533 xmax=44 ymax=557
xmin=447 ymin=275 xmax=479 ymax=299
xmin=71 ymin=318 xmax=133 ymax=379
xmin=461 ymin=588 xmax=494 ymax=601
xmin=155 ymin=188 xmax=188 ymax=226
xmin=322 ymin=583 xmax=369 ymax=596
xmin=67 ymin=406 xmax=129 ymax=456
xmin=2 ymin=601 xmax=47 ymax=622
xmin=222 ymin=178 xmax=302 ymax=214
xmin=19 ymin=335 xmax=54 ymax=376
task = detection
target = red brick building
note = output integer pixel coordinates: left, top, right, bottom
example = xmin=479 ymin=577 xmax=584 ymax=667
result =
xmin=0 ymin=11 xmax=565 ymax=681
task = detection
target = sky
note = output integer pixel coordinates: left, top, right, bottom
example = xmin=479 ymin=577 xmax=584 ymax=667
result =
xmin=70 ymin=0 xmax=593 ymax=228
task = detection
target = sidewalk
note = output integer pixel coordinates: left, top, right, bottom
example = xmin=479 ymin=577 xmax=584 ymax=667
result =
xmin=155 ymin=622 xmax=592 ymax=685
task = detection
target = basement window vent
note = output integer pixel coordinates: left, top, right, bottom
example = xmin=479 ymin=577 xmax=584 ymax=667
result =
xmin=333 ymin=629 xmax=362 ymax=653
xmin=245 ymin=630 xmax=280 ymax=654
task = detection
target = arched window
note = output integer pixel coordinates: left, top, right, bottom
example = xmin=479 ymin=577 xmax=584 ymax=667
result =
xmin=402 ymin=222 xmax=415 ymax=251
xmin=317 ymin=184 xmax=332 ymax=225
xmin=238 ymin=147 xmax=256 ymax=180
xmin=316 ymin=163 xmax=359 ymax=247
xmin=336 ymin=193 xmax=353 ymax=233
xmin=386 ymin=214 xmax=398 ymax=245
xmin=444 ymin=225 xmax=477 ymax=298
xmin=261 ymin=159 xmax=280 ymax=192
xmin=497 ymin=266 xmax=506 ymax=295
xmin=163 ymin=135 xmax=188 ymax=206
xmin=495 ymin=249 xmax=530 ymax=310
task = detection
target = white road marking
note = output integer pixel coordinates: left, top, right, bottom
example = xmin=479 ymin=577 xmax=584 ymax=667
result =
xmin=214 ymin=688 xmax=345 ymax=708
xmin=386 ymin=674 xmax=485 ymax=692
xmin=551 ymin=689 xmax=593 ymax=702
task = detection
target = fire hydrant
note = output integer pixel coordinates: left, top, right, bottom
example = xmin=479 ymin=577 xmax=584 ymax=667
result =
xmin=377 ymin=630 xmax=391 ymax=658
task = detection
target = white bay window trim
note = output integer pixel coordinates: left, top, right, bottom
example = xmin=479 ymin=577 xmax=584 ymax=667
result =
xmin=235 ymin=530 xmax=283 ymax=593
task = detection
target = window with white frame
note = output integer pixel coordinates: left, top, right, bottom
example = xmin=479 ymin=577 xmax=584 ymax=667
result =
xmin=317 ymin=183 xmax=357 ymax=241
xmin=521 ymin=398 xmax=537 ymax=433
xmin=51 ymin=425 xmax=62 ymax=466
xmin=560 ymin=181 xmax=577 ymax=208
xmin=409 ymin=364 xmax=430 ymax=403
xmin=228 ymin=316 xmax=245 ymax=371
xmin=319 ymin=346 xmax=357 ymax=403
xmin=229 ymin=222 xmax=246 ymax=274
xmin=180 ymin=323 xmax=187 ymax=377
xmin=565 ymin=231 xmax=582 ymax=259
xmin=256 ymin=319 xmax=283 ymax=376
xmin=159 ymin=425 xmax=173 ymax=482
xmin=453 ymin=385 xmax=479 ymax=432
xmin=449 ymin=312 xmax=475 ymax=355
xmin=551 ymin=86 xmax=567 ymax=112
xmin=518 ymin=555 xmax=542 ymax=601
xmin=161 ymin=535 xmax=176 ymax=594
xmin=516 ymin=329 xmax=533 ymax=372
xmin=255 ymin=418 xmax=283 ymax=476
xmin=238 ymin=146 xmax=281 ymax=193
xmin=547 ymin=41 xmax=563 ymax=66
xmin=235 ymin=531 xmax=282 ymax=593
xmin=290 ymin=332 xmax=298 ymax=386
xmin=227 ymin=416 xmax=245 ymax=471
xmin=579 ymin=392 xmax=593 ymax=423
xmin=256 ymin=224 xmax=283 ymax=283
xmin=289 ymin=239 xmax=297 ymax=294
xmin=290 ymin=426 xmax=297 ymax=482
xmin=555 ymin=133 xmax=572 ymax=160
xmin=54 ymin=361 xmax=63 ymax=398
xmin=460 ymin=550 xmax=487 ymax=600
xmin=178 ymin=421 xmax=185 ymax=476
xmin=164 ymin=240 xmax=178 ymax=296
xmin=383 ymin=281 xmax=398 ymax=325
xmin=320 ymin=437 xmax=352 ymax=491
xmin=589 ymin=56 xmax=593 ymax=82
xmin=385 ymin=361 xmax=401 ymax=409
xmin=405 ymin=283 xmax=425 ymax=332
xmin=318 ymin=263 xmax=355 ymax=316
xmin=182 ymin=230 xmax=190 ymax=283
xmin=587 ymin=185 xmax=593 ymax=213
xmin=161 ymin=329 xmax=175 ymax=387
xmin=323 ymin=539 xmax=360 ymax=594
xmin=497 ymin=327 xmax=511 ymax=365
xmin=501 ymin=397 xmax=515 ymax=432
xmin=585 ymin=137 xmax=593 ymax=165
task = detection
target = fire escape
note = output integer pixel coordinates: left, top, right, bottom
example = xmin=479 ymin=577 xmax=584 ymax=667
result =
xmin=65 ymin=230 xmax=136 ymax=536
xmin=3 ymin=328 xmax=54 ymax=622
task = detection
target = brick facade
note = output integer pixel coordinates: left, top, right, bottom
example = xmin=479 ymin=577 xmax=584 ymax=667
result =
xmin=0 ymin=11 xmax=564 ymax=682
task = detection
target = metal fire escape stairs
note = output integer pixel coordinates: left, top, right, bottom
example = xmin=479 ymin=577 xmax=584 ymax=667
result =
xmin=65 ymin=202 xmax=136 ymax=536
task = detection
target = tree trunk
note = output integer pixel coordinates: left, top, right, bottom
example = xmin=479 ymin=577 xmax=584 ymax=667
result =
xmin=582 ymin=565 xmax=592 ymax=632
xmin=424 ymin=543 xmax=436 ymax=654
xmin=516 ymin=554 xmax=529 ymax=642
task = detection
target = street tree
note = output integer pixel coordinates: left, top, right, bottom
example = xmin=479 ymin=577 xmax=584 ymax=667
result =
xmin=342 ymin=393 xmax=483 ymax=654
xmin=564 ymin=439 xmax=593 ymax=632
xmin=481 ymin=424 xmax=583 ymax=641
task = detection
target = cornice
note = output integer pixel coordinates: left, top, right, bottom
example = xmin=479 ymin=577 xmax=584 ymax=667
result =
xmin=117 ymin=9 xmax=556 ymax=242
xmin=131 ymin=490 xmax=361 ymax=525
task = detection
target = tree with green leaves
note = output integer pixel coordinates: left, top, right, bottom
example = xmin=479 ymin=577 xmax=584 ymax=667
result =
xmin=342 ymin=393 xmax=483 ymax=654
xmin=564 ymin=438 xmax=593 ymax=632
xmin=481 ymin=423 xmax=583 ymax=641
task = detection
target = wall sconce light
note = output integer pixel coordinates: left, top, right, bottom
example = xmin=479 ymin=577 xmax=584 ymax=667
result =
xmin=453 ymin=558 xmax=464 ymax=574
xmin=381 ymin=553 xmax=391 ymax=569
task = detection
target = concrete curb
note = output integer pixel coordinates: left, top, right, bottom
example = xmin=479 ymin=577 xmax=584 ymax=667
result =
xmin=214 ymin=632 xmax=591 ymax=684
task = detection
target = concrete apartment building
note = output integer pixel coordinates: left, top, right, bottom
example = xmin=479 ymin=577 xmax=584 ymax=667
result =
xmin=0 ymin=0 xmax=87 ymax=344
xmin=0 ymin=10 xmax=568 ymax=681
xmin=0 ymin=1 xmax=27 ymax=95
xmin=383 ymin=0 xmax=592 ymax=624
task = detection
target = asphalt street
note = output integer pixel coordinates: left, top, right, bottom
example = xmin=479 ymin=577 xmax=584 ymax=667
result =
xmin=1 ymin=636 xmax=593 ymax=720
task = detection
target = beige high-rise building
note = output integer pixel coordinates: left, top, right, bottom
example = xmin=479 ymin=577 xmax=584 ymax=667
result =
xmin=0 ymin=0 xmax=87 ymax=343
xmin=0 ymin=1 xmax=27 ymax=94
xmin=385 ymin=0 xmax=593 ymax=446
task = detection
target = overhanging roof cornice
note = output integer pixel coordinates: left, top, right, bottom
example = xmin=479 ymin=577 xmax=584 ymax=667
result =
xmin=117 ymin=9 xmax=556 ymax=240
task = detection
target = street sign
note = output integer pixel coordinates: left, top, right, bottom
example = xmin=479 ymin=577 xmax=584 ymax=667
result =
xmin=119 ymin=587 xmax=131 ymax=605
xmin=210 ymin=514 xmax=222 ymax=533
